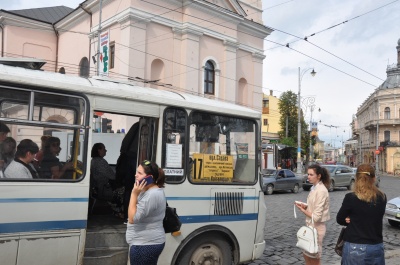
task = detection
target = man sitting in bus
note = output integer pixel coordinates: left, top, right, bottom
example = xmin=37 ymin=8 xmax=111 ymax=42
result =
xmin=4 ymin=139 xmax=40 ymax=179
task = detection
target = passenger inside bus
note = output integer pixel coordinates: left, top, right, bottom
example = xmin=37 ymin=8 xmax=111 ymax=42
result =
xmin=4 ymin=139 xmax=40 ymax=179
xmin=33 ymin=135 xmax=51 ymax=168
xmin=1 ymin=137 xmax=16 ymax=172
xmin=0 ymin=122 xmax=11 ymax=175
xmin=91 ymin=142 xmax=124 ymax=218
xmin=38 ymin=136 xmax=74 ymax=179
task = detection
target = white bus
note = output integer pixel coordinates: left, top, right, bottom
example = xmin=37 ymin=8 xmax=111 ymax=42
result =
xmin=0 ymin=64 xmax=266 ymax=265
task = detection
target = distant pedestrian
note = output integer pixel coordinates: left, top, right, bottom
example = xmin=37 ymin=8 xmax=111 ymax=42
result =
xmin=336 ymin=164 xmax=386 ymax=265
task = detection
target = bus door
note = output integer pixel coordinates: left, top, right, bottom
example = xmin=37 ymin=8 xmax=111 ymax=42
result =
xmin=137 ymin=117 xmax=158 ymax=163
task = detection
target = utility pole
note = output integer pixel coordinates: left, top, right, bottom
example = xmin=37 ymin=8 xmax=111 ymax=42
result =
xmin=96 ymin=0 xmax=103 ymax=76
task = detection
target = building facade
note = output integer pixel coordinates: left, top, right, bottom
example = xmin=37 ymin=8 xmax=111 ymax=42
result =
xmin=356 ymin=38 xmax=400 ymax=173
xmin=261 ymin=90 xmax=281 ymax=143
xmin=0 ymin=0 xmax=272 ymax=110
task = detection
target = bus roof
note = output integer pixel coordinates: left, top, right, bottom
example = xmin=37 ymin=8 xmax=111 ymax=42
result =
xmin=0 ymin=64 xmax=261 ymax=119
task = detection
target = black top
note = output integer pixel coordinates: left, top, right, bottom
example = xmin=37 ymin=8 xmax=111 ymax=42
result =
xmin=337 ymin=192 xmax=387 ymax=244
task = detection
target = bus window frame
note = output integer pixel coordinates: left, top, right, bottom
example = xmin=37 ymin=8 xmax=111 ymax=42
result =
xmin=0 ymin=84 xmax=90 ymax=183
xmin=162 ymin=106 xmax=188 ymax=184
xmin=187 ymin=110 xmax=259 ymax=186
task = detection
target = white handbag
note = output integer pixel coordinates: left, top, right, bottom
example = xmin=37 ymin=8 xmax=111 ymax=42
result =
xmin=294 ymin=204 xmax=319 ymax=254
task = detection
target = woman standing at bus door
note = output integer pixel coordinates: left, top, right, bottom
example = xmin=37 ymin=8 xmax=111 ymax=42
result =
xmin=91 ymin=143 xmax=124 ymax=217
xmin=295 ymin=164 xmax=330 ymax=265
xmin=39 ymin=136 xmax=73 ymax=179
xmin=126 ymin=160 xmax=166 ymax=265
xmin=336 ymin=164 xmax=386 ymax=265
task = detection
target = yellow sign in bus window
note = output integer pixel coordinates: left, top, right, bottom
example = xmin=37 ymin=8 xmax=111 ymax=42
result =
xmin=191 ymin=153 xmax=233 ymax=182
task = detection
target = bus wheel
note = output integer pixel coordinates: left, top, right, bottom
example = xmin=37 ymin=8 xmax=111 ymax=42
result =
xmin=177 ymin=234 xmax=233 ymax=265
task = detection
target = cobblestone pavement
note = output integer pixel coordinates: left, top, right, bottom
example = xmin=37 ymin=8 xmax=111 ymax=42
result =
xmin=245 ymin=173 xmax=400 ymax=265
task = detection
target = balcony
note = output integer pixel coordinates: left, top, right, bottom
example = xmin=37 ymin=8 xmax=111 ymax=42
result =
xmin=364 ymin=118 xmax=400 ymax=130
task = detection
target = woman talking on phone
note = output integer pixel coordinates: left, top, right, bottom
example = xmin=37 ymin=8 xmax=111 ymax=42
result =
xmin=126 ymin=160 xmax=166 ymax=265
xmin=295 ymin=164 xmax=330 ymax=265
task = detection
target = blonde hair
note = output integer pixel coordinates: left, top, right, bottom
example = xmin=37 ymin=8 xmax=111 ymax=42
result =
xmin=353 ymin=164 xmax=384 ymax=202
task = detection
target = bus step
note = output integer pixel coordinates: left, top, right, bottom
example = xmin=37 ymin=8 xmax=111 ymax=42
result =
xmin=85 ymin=229 xmax=128 ymax=248
xmin=83 ymin=247 xmax=128 ymax=265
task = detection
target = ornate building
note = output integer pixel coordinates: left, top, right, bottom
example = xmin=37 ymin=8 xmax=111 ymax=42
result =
xmin=356 ymin=38 xmax=400 ymax=173
xmin=0 ymin=0 xmax=272 ymax=110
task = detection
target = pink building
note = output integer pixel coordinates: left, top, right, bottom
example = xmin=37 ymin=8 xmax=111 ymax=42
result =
xmin=0 ymin=0 xmax=272 ymax=110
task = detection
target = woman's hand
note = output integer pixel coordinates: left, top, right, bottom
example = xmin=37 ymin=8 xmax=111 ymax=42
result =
xmin=132 ymin=179 xmax=147 ymax=196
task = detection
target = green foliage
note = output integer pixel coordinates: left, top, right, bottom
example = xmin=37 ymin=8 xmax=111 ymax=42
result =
xmin=278 ymin=91 xmax=311 ymax=157
xmin=280 ymin=137 xmax=296 ymax=147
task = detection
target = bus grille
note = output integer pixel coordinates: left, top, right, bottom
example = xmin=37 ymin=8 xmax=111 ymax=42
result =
xmin=214 ymin=192 xmax=244 ymax=215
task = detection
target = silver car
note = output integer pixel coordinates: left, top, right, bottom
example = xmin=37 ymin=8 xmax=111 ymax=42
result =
xmin=262 ymin=169 xmax=303 ymax=195
xmin=303 ymin=165 xmax=355 ymax=192
xmin=385 ymin=196 xmax=400 ymax=227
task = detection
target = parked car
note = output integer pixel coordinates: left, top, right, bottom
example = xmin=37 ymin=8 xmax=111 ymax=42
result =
xmin=261 ymin=169 xmax=303 ymax=195
xmin=352 ymin=167 xmax=380 ymax=187
xmin=302 ymin=165 xmax=355 ymax=192
xmin=385 ymin=196 xmax=400 ymax=227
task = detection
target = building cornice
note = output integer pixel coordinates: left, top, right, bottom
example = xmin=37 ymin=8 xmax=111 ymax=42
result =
xmin=0 ymin=12 xmax=53 ymax=31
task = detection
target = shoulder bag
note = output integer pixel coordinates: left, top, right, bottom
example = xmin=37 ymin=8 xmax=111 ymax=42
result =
xmin=294 ymin=205 xmax=318 ymax=254
xmin=335 ymin=227 xmax=346 ymax=256
xmin=163 ymin=203 xmax=182 ymax=233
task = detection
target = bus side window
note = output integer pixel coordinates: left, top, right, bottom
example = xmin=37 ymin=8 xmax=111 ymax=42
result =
xmin=162 ymin=107 xmax=187 ymax=183
xmin=0 ymin=87 xmax=87 ymax=181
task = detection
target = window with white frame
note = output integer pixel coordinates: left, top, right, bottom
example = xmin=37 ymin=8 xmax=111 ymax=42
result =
xmin=204 ymin=61 xmax=215 ymax=95
xmin=384 ymin=107 xmax=390 ymax=119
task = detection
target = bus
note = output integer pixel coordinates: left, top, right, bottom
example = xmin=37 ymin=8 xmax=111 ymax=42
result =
xmin=0 ymin=64 xmax=266 ymax=265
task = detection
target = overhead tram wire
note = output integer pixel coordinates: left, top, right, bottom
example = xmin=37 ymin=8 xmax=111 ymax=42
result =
xmin=266 ymin=39 xmax=379 ymax=88
xmin=265 ymin=1 xmax=398 ymax=82
xmin=266 ymin=0 xmax=400 ymax=51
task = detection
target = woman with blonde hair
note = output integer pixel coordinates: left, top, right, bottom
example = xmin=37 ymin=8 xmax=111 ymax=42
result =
xmin=337 ymin=164 xmax=386 ymax=265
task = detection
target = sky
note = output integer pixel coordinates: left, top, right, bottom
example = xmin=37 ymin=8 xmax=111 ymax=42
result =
xmin=262 ymin=0 xmax=400 ymax=148
xmin=1 ymin=0 xmax=399 ymax=148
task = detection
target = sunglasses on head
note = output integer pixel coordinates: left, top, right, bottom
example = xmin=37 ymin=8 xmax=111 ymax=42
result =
xmin=357 ymin=171 xmax=371 ymax=176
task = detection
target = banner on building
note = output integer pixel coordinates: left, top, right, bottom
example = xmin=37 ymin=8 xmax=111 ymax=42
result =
xmin=99 ymin=30 xmax=110 ymax=76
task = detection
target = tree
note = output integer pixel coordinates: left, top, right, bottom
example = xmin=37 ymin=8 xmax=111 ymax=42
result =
xmin=278 ymin=91 xmax=297 ymax=143
xmin=278 ymin=91 xmax=310 ymax=159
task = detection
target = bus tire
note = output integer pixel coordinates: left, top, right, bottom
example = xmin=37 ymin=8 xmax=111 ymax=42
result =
xmin=176 ymin=234 xmax=233 ymax=265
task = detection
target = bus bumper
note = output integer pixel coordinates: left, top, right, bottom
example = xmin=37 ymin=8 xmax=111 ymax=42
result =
xmin=252 ymin=240 xmax=266 ymax=259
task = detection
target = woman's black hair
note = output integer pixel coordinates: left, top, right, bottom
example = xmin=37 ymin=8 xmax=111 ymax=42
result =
xmin=43 ymin=137 xmax=60 ymax=154
xmin=91 ymin=143 xmax=104 ymax=158
xmin=308 ymin=164 xmax=331 ymax=189
xmin=140 ymin=160 xmax=165 ymax=188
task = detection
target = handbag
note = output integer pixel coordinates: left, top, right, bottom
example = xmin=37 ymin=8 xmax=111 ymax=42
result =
xmin=335 ymin=227 xmax=346 ymax=256
xmin=163 ymin=203 xmax=182 ymax=233
xmin=295 ymin=213 xmax=319 ymax=254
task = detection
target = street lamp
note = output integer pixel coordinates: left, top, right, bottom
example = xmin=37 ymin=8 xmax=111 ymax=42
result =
xmin=297 ymin=67 xmax=316 ymax=174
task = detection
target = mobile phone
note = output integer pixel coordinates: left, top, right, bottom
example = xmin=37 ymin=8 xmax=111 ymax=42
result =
xmin=139 ymin=175 xmax=154 ymax=186
xmin=295 ymin=201 xmax=308 ymax=206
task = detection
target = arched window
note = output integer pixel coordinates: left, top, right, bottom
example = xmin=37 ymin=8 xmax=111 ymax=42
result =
xmin=238 ymin=78 xmax=248 ymax=105
xmin=204 ymin=61 xmax=215 ymax=94
xmin=384 ymin=107 xmax=390 ymax=119
xmin=79 ymin=57 xmax=90 ymax=78
xmin=58 ymin=67 xmax=65 ymax=74
xmin=150 ymin=59 xmax=164 ymax=89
